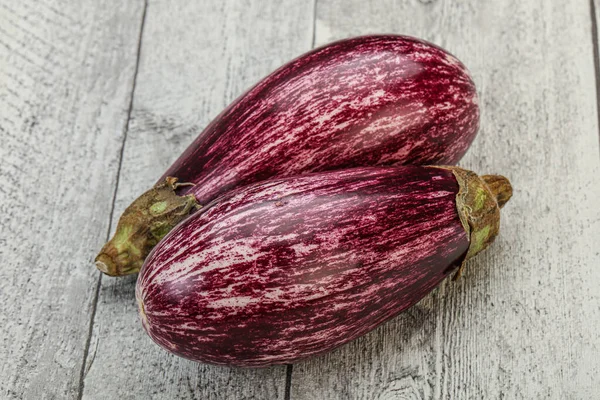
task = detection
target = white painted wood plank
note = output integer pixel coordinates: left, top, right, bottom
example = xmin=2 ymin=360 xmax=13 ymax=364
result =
xmin=291 ymin=1 xmax=600 ymax=399
xmin=0 ymin=0 xmax=145 ymax=399
xmin=82 ymin=1 xmax=314 ymax=399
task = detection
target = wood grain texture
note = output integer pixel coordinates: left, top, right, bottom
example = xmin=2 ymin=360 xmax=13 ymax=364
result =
xmin=0 ymin=0 xmax=144 ymax=399
xmin=290 ymin=0 xmax=600 ymax=399
xmin=81 ymin=1 xmax=314 ymax=399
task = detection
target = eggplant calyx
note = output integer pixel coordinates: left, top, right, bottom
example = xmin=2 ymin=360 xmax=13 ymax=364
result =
xmin=433 ymin=166 xmax=512 ymax=280
xmin=95 ymin=177 xmax=201 ymax=277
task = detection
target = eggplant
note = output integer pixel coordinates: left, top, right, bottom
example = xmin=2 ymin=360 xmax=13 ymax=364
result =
xmin=135 ymin=166 xmax=511 ymax=367
xmin=96 ymin=35 xmax=479 ymax=276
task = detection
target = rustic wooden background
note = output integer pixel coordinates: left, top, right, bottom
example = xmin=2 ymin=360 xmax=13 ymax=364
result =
xmin=2 ymin=0 xmax=600 ymax=399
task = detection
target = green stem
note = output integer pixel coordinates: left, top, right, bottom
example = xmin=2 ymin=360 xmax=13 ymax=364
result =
xmin=95 ymin=177 xmax=201 ymax=276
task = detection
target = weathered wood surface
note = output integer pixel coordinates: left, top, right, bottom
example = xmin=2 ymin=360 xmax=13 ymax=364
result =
xmin=291 ymin=0 xmax=600 ymax=399
xmin=0 ymin=0 xmax=144 ymax=399
xmin=80 ymin=1 xmax=314 ymax=399
xmin=2 ymin=0 xmax=600 ymax=399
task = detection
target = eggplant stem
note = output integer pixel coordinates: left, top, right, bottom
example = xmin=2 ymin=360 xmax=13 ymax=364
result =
xmin=94 ymin=177 xmax=201 ymax=276
xmin=481 ymin=175 xmax=513 ymax=208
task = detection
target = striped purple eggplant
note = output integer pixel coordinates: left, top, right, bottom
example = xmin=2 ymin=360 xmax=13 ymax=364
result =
xmin=135 ymin=166 xmax=511 ymax=367
xmin=96 ymin=35 xmax=479 ymax=276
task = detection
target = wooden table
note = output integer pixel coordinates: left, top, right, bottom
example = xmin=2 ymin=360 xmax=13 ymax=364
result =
xmin=2 ymin=1 xmax=599 ymax=399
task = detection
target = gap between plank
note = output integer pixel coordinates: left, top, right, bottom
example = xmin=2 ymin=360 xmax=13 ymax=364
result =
xmin=589 ymin=0 xmax=600 ymax=154
xmin=284 ymin=364 xmax=294 ymax=400
xmin=77 ymin=1 xmax=148 ymax=399
xmin=285 ymin=3 xmax=318 ymax=398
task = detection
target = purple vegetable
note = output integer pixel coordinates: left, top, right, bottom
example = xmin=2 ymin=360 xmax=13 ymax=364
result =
xmin=96 ymin=35 xmax=479 ymax=276
xmin=136 ymin=166 xmax=511 ymax=367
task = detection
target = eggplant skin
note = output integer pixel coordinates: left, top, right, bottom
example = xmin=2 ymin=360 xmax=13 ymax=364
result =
xmin=165 ymin=35 xmax=479 ymax=205
xmin=136 ymin=166 xmax=471 ymax=367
